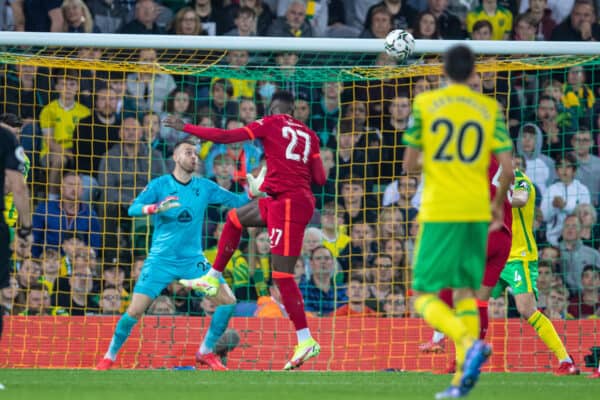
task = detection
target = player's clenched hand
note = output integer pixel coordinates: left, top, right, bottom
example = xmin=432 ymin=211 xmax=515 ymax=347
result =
xmin=162 ymin=115 xmax=185 ymax=131
xmin=489 ymin=203 xmax=504 ymax=233
xmin=247 ymin=166 xmax=267 ymax=198
xmin=143 ymin=196 xmax=181 ymax=215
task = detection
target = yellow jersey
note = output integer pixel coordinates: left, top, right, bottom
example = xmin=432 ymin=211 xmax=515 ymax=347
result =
xmin=466 ymin=6 xmax=513 ymax=40
xmin=403 ymin=83 xmax=513 ymax=222
xmin=39 ymin=100 xmax=91 ymax=156
xmin=509 ymin=169 xmax=537 ymax=261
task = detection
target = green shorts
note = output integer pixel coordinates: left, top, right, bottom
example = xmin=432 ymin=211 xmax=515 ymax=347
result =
xmin=491 ymin=259 xmax=538 ymax=299
xmin=412 ymin=222 xmax=488 ymax=292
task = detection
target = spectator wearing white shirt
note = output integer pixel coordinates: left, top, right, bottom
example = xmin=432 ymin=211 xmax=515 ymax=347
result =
xmin=541 ymin=153 xmax=591 ymax=245
xmin=571 ymin=129 xmax=600 ymax=206
xmin=519 ymin=0 xmax=574 ymax=23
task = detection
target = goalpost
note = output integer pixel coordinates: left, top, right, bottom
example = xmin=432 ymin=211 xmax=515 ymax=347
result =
xmin=0 ymin=32 xmax=599 ymax=372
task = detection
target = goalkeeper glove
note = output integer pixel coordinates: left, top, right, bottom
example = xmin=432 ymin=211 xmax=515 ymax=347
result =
xmin=142 ymin=196 xmax=181 ymax=215
xmin=247 ymin=166 xmax=267 ymax=198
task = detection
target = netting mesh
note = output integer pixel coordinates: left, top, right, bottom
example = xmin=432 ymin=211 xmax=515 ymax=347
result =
xmin=1 ymin=46 xmax=599 ymax=371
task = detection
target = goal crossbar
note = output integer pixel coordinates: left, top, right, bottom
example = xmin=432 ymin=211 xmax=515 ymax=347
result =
xmin=0 ymin=32 xmax=599 ymax=55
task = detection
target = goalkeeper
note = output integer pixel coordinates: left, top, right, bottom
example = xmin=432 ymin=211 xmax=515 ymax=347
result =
xmin=96 ymin=139 xmax=264 ymax=371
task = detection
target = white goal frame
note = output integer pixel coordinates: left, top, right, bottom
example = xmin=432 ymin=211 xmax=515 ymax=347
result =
xmin=0 ymin=32 xmax=598 ymax=55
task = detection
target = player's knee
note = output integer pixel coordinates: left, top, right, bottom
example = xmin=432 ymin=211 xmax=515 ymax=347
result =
xmin=226 ymin=209 xmax=243 ymax=230
xmin=126 ymin=306 xmax=144 ymax=319
xmin=221 ymin=295 xmax=236 ymax=305
xmin=516 ymin=297 xmax=535 ymax=319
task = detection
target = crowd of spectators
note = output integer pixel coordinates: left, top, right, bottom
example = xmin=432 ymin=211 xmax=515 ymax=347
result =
xmin=1 ymin=0 xmax=599 ymax=321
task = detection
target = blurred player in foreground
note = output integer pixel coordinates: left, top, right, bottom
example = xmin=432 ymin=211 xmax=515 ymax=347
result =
xmin=403 ymin=44 xmax=514 ymax=399
xmin=422 ymin=154 xmax=579 ymax=376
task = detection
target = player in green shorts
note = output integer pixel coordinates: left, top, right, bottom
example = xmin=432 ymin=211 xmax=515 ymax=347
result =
xmin=491 ymin=154 xmax=579 ymax=375
xmin=403 ymin=44 xmax=514 ymax=398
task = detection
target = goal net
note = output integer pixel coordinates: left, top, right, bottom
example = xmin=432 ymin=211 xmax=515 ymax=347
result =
xmin=1 ymin=37 xmax=599 ymax=372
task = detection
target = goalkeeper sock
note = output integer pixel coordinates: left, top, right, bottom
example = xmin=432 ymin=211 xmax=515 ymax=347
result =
xmin=212 ymin=210 xmax=243 ymax=273
xmin=527 ymin=310 xmax=570 ymax=362
xmin=105 ymin=313 xmax=138 ymax=361
xmin=200 ymin=304 xmax=236 ymax=355
xmin=274 ymin=271 xmax=309 ymax=336
xmin=478 ymin=299 xmax=489 ymax=340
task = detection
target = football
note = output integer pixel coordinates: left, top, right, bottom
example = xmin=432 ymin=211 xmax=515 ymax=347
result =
xmin=384 ymin=29 xmax=415 ymax=60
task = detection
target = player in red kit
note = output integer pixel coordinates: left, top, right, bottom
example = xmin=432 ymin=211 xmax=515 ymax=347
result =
xmin=163 ymin=91 xmax=326 ymax=370
xmin=419 ymin=156 xmax=513 ymax=364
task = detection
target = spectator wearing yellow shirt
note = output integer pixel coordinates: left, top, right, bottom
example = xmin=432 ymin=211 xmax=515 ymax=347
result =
xmin=204 ymin=222 xmax=249 ymax=297
xmin=320 ymin=202 xmax=350 ymax=259
xmin=224 ymin=50 xmax=255 ymax=99
xmin=221 ymin=227 xmax=270 ymax=301
xmin=562 ymin=65 xmax=595 ymax=123
xmin=18 ymin=284 xmax=68 ymax=316
xmin=39 ymin=69 xmax=90 ymax=196
xmin=466 ymin=0 xmax=513 ymax=40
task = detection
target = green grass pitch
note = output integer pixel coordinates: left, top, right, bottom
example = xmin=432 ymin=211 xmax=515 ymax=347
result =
xmin=1 ymin=370 xmax=596 ymax=400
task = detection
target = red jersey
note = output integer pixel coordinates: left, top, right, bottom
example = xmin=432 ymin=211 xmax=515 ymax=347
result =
xmin=245 ymin=115 xmax=322 ymax=196
xmin=183 ymin=114 xmax=326 ymax=197
xmin=488 ymin=157 xmax=512 ymax=234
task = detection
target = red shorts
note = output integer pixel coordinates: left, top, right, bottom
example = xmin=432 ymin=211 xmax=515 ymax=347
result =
xmin=481 ymin=229 xmax=511 ymax=287
xmin=258 ymin=192 xmax=315 ymax=256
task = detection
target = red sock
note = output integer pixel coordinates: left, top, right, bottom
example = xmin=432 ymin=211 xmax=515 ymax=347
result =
xmin=213 ymin=210 xmax=243 ymax=273
xmin=273 ymin=271 xmax=308 ymax=331
xmin=477 ymin=299 xmax=489 ymax=340
xmin=439 ymin=288 xmax=453 ymax=308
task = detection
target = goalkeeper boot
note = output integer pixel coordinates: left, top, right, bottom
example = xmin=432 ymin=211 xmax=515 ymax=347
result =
xmin=435 ymin=386 xmax=467 ymax=399
xmin=196 ymin=352 xmax=228 ymax=371
xmin=460 ymin=340 xmax=492 ymax=394
xmin=284 ymin=337 xmax=320 ymax=370
xmin=179 ymin=276 xmax=220 ymax=297
xmin=419 ymin=338 xmax=446 ymax=354
xmin=96 ymin=358 xmax=114 ymax=371
xmin=555 ymin=358 xmax=580 ymax=376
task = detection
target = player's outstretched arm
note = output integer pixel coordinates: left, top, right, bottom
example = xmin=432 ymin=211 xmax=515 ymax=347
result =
xmin=162 ymin=115 xmax=251 ymax=144
xmin=128 ymin=181 xmax=181 ymax=217
xmin=129 ymin=196 xmax=181 ymax=216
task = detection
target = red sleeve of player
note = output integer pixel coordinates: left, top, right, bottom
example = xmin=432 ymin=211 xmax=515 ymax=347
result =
xmin=183 ymin=124 xmax=253 ymax=143
xmin=245 ymin=116 xmax=273 ymax=139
